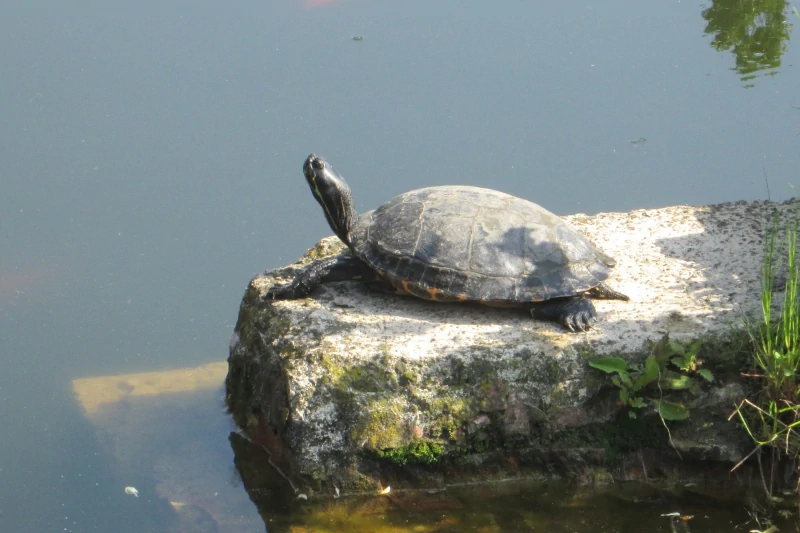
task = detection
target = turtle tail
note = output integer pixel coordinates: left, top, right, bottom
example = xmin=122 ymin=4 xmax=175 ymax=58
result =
xmin=587 ymin=282 xmax=629 ymax=301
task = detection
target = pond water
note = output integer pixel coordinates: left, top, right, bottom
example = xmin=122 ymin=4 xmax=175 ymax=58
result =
xmin=1 ymin=0 xmax=799 ymax=531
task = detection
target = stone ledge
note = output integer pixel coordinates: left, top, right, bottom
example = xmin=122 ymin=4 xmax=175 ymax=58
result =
xmin=225 ymin=198 xmax=799 ymax=494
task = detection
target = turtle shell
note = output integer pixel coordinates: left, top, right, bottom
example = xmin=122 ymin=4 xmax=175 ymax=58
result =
xmin=348 ymin=186 xmax=615 ymax=304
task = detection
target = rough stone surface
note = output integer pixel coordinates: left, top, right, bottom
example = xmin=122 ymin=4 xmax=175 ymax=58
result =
xmin=225 ymin=198 xmax=799 ymax=495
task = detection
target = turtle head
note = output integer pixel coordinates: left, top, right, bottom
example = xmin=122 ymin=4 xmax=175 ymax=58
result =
xmin=303 ymin=154 xmax=356 ymax=246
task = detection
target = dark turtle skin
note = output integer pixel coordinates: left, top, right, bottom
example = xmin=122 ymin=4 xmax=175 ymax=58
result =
xmin=266 ymin=154 xmax=629 ymax=331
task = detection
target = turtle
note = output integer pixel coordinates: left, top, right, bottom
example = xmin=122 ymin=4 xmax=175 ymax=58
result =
xmin=266 ymin=154 xmax=629 ymax=331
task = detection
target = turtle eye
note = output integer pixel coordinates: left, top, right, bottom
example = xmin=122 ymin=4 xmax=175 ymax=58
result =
xmin=312 ymin=158 xmax=324 ymax=170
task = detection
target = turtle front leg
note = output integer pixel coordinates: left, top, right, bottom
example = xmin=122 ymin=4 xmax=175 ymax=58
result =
xmin=265 ymin=254 xmax=371 ymax=299
xmin=528 ymin=297 xmax=597 ymax=332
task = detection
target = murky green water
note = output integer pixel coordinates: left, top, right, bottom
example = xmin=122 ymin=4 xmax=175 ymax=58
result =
xmin=264 ymin=486 xmax=754 ymax=533
xmin=219 ymin=472 xmax=787 ymax=533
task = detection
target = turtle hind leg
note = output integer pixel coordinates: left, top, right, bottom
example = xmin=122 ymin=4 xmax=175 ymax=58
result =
xmin=265 ymin=254 xmax=370 ymax=299
xmin=528 ymin=297 xmax=597 ymax=332
xmin=587 ymin=282 xmax=629 ymax=301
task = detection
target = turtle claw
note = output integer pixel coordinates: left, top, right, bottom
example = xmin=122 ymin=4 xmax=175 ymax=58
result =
xmin=530 ymin=297 xmax=598 ymax=332
xmin=264 ymin=287 xmax=279 ymax=300
xmin=563 ymin=315 xmax=581 ymax=332
xmin=265 ymin=281 xmax=293 ymax=299
xmin=564 ymin=309 xmax=597 ymax=332
xmin=265 ymin=278 xmax=313 ymax=300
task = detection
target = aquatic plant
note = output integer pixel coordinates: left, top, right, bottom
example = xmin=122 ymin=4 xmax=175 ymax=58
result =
xmin=734 ymin=212 xmax=800 ymax=494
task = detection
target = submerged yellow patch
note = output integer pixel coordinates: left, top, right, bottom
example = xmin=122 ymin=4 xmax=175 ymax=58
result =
xmin=71 ymin=361 xmax=227 ymax=415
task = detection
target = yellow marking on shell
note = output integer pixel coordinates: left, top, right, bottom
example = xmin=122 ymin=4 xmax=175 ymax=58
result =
xmin=390 ymin=278 xmax=468 ymax=302
xmin=391 ymin=279 xmax=420 ymax=297
xmin=426 ymin=288 xmax=443 ymax=300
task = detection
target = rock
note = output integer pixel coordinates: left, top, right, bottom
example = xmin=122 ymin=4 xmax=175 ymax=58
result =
xmin=225 ymin=199 xmax=799 ymax=494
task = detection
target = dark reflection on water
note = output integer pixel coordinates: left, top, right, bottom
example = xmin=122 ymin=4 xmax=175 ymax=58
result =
xmin=235 ymin=471 xmax=769 ymax=533
xmin=702 ymin=0 xmax=793 ymax=87
xmin=228 ymin=433 xmax=789 ymax=533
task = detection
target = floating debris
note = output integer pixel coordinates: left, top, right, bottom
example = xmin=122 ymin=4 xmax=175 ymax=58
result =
xmin=296 ymin=493 xmax=308 ymax=500
xmin=379 ymin=486 xmax=391 ymax=495
xmin=352 ymin=35 xmax=363 ymax=41
xmin=124 ymin=486 xmax=139 ymax=498
xmin=630 ymin=137 xmax=647 ymax=147
xmin=333 ymin=486 xmax=340 ymax=499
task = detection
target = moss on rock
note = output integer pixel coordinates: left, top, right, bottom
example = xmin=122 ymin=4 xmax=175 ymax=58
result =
xmin=350 ymin=397 xmax=409 ymax=449
xmin=377 ymin=440 xmax=445 ymax=466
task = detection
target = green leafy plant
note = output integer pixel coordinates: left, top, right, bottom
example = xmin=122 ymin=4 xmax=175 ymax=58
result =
xmin=664 ymin=336 xmax=715 ymax=388
xmin=589 ymin=335 xmax=713 ymax=421
xmin=589 ymin=354 xmax=655 ymax=414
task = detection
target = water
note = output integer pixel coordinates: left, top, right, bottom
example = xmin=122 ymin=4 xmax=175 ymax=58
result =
xmin=252 ymin=484 xmax=762 ymax=533
xmin=1 ymin=1 xmax=799 ymax=530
